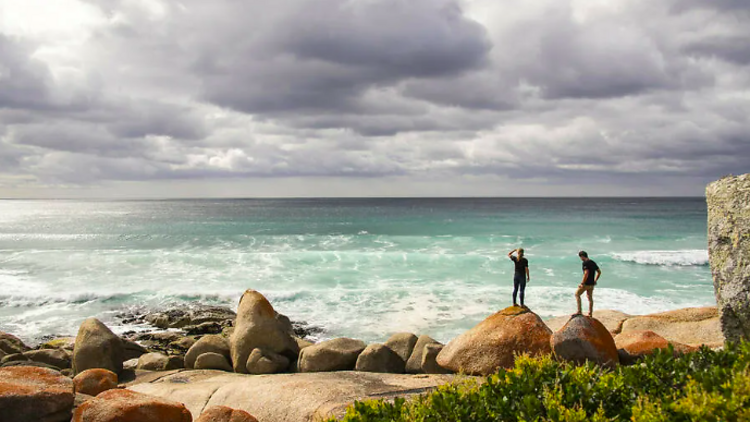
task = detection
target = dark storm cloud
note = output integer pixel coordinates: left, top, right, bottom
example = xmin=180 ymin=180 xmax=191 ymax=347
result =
xmin=192 ymin=0 xmax=491 ymax=114
xmin=1 ymin=0 xmax=749 ymax=195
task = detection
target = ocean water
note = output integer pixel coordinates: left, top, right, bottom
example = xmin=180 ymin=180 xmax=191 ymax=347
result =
xmin=0 ymin=198 xmax=713 ymax=345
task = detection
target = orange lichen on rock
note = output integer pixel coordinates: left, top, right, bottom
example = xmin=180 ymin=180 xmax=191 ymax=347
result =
xmin=72 ymin=389 xmax=192 ymax=422
xmin=73 ymin=368 xmax=118 ymax=396
xmin=196 ymin=405 xmax=259 ymax=422
xmin=436 ymin=305 xmax=553 ymax=375
xmin=551 ymin=315 xmax=619 ymax=367
xmin=0 ymin=366 xmax=75 ymax=422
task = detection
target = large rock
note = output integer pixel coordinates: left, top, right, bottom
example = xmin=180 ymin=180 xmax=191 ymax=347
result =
xmin=545 ymin=310 xmax=631 ymax=334
xmin=405 ymin=335 xmax=438 ymax=374
xmin=230 ymin=290 xmax=299 ymax=374
xmin=196 ymin=405 xmax=259 ymax=422
xmin=0 ymin=331 xmax=30 ymax=355
xmin=437 ymin=306 xmax=553 ymax=375
xmin=129 ymin=370 xmax=457 ymax=421
xmin=246 ymin=348 xmax=290 ymax=374
xmin=355 ymin=344 xmax=405 ymax=373
xmin=551 ymin=315 xmax=618 ymax=367
xmin=72 ymin=389 xmax=192 ymax=422
xmin=0 ymin=366 xmax=75 ymax=422
xmin=298 ymin=338 xmax=367 ymax=372
xmin=24 ymin=349 xmax=71 ymax=369
xmin=186 ymin=335 xmax=231 ymax=369
xmin=73 ymin=369 xmax=118 ymax=396
xmin=707 ymin=174 xmax=750 ymax=343
xmin=195 ymin=352 xmax=234 ymax=372
xmin=384 ymin=332 xmax=418 ymax=363
xmin=73 ymin=318 xmax=124 ymax=375
xmin=619 ymin=307 xmax=723 ymax=347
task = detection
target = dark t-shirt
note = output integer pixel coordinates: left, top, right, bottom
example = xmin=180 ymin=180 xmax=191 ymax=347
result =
xmin=511 ymin=256 xmax=529 ymax=276
xmin=582 ymin=259 xmax=599 ymax=285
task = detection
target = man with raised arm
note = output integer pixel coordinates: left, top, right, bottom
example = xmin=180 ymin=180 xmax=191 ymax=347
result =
xmin=575 ymin=250 xmax=601 ymax=316
xmin=508 ymin=248 xmax=530 ymax=307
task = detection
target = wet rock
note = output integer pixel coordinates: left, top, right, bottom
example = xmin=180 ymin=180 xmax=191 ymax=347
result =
xmin=245 ymin=348 xmax=290 ymax=374
xmin=72 ymin=389 xmax=192 ymax=422
xmin=0 ymin=366 xmax=75 ymax=422
xmin=406 ymin=335 xmax=439 ymax=374
xmin=73 ymin=318 xmax=124 ymax=375
xmin=196 ymin=405 xmax=259 ymax=422
xmin=298 ymin=338 xmax=366 ymax=372
xmin=73 ymin=368 xmax=118 ymax=396
xmin=356 ymin=344 xmax=404 ymax=373
xmin=24 ymin=349 xmax=71 ymax=369
xmin=184 ymin=322 xmax=223 ymax=335
xmin=185 ymin=335 xmax=230 ymax=369
xmin=707 ymin=173 xmax=750 ymax=343
xmin=230 ymin=290 xmax=299 ymax=374
xmin=437 ymin=306 xmax=553 ymax=375
xmin=551 ymin=314 xmax=619 ymax=367
xmin=384 ymin=332 xmax=418 ymax=363
xmin=143 ymin=306 xmax=236 ymax=330
xmin=1 ymin=352 xmax=30 ymax=365
xmin=195 ymin=352 xmax=233 ymax=372
xmin=0 ymin=331 xmax=30 ymax=355
xmin=121 ymin=339 xmax=148 ymax=361
xmin=40 ymin=337 xmax=76 ymax=351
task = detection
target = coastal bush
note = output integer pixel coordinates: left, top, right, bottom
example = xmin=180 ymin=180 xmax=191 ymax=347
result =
xmin=332 ymin=341 xmax=750 ymax=422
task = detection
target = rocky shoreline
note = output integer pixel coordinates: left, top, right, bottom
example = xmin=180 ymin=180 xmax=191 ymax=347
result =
xmin=0 ymin=288 xmax=726 ymax=422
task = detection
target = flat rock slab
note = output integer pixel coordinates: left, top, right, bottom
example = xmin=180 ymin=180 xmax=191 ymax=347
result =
xmin=619 ymin=307 xmax=723 ymax=346
xmin=128 ymin=370 xmax=461 ymax=422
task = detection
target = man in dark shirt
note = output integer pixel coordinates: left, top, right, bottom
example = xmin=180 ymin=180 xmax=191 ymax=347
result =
xmin=575 ymin=250 xmax=601 ymax=316
xmin=507 ymin=248 xmax=530 ymax=307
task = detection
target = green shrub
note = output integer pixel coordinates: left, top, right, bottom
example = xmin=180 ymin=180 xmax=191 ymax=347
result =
xmin=332 ymin=341 xmax=750 ymax=422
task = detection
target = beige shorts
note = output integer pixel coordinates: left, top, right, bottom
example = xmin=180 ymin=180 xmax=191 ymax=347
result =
xmin=576 ymin=284 xmax=594 ymax=295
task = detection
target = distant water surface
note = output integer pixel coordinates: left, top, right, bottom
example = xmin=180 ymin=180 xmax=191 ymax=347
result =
xmin=0 ymin=198 xmax=713 ymax=344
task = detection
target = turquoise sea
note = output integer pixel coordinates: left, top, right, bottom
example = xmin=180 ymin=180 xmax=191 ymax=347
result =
xmin=0 ymin=198 xmax=713 ymax=345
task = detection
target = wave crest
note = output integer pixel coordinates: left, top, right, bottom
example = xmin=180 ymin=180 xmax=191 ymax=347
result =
xmin=610 ymin=250 xmax=708 ymax=266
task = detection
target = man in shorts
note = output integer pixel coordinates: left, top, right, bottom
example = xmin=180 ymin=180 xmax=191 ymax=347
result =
xmin=575 ymin=250 xmax=601 ymax=316
xmin=508 ymin=248 xmax=530 ymax=307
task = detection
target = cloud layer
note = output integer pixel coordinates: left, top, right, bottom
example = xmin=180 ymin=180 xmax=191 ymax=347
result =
xmin=1 ymin=0 xmax=748 ymax=196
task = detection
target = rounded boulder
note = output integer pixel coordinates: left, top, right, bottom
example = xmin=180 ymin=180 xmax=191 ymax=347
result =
xmin=0 ymin=366 xmax=75 ymax=422
xmin=246 ymin=348 xmax=290 ymax=374
xmin=298 ymin=338 xmax=366 ymax=372
xmin=437 ymin=306 xmax=553 ymax=375
xmin=195 ymin=352 xmax=233 ymax=372
xmin=73 ymin=318 xmax=124 ymax=375
xmin=355 ymin=344 xmax=405 ymax=373
xmin=72 ymin=389 xmax=192 ymax=422
xmin=230 ymin=290 xmax=299 ymax=374
xmin=73 ymin=368 xmax=118 ymax=396
xmin=185 ymin=335 xmax=230 ymax=369
xmin=551 ymin=314 xmax=619 ymax=367
xmin=196 ymin=405 xmax=259 ymax=422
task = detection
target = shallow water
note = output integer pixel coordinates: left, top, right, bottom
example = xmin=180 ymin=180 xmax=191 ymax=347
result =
xmin=0 ymin=198 xmax=713 ymax=344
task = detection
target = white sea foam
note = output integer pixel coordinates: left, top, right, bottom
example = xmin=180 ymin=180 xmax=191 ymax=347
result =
xmin=610 ymin=250 xmax=709 ymax=266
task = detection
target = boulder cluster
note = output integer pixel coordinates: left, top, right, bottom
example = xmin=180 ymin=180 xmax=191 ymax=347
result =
xmin=0 ymin=289 xmax=723 ymax=421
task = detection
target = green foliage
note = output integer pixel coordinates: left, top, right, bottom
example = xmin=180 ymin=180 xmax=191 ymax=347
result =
xmin=332 ymin=342 xmax=750 ymax=422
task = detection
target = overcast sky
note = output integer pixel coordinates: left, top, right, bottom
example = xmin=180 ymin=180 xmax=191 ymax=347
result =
xmin=0 ymin=0 xmax=748 ymax=198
